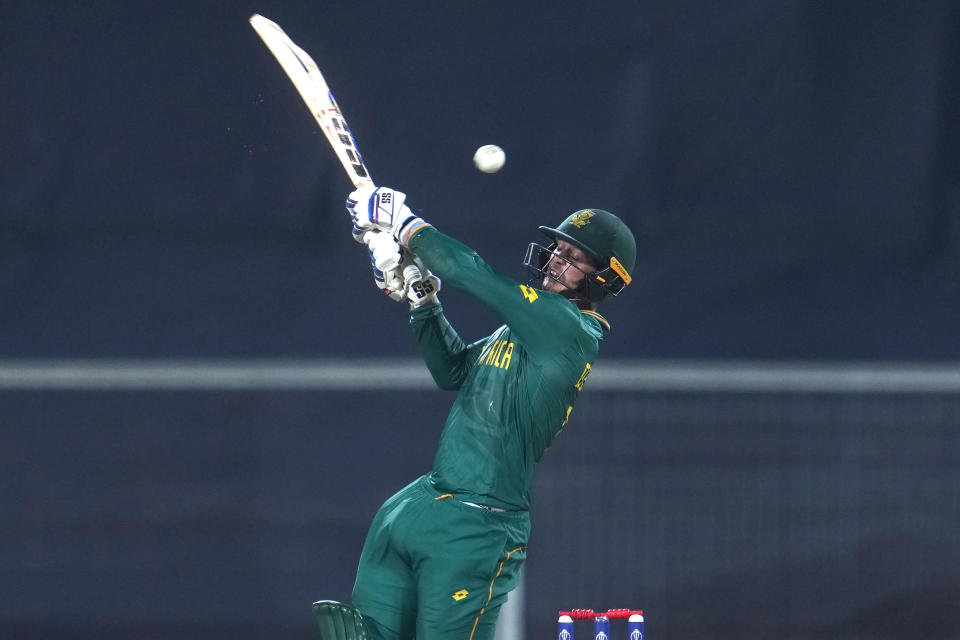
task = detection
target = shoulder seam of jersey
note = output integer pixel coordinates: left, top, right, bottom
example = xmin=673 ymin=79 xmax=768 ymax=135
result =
xmin=580 ymin=309 xmax=610 ymax=331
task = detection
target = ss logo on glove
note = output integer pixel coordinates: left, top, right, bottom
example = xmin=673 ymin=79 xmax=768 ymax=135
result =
xmin=411 ymin=280 xmax=436 ymax=299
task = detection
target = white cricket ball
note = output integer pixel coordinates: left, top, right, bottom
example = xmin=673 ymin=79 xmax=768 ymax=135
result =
xmin=473 ymin=144 xmax=506 ymax=173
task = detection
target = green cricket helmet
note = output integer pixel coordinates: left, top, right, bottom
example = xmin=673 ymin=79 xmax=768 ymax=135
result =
xmin=525 ymin=208 xmax=637 ymax=302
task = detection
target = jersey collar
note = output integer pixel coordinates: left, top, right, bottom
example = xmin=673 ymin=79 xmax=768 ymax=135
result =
xmin=580 ymin=309 xmax=610 ymax=331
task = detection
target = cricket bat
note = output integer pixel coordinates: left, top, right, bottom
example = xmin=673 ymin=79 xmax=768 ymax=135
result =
xmin=249 ymin=13 xmax=426 ymax=292
xmin=249 ymin=13 xmax=373 ymax=188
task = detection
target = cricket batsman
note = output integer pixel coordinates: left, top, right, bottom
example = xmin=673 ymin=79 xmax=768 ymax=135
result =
xmin=312 ymin=185 xmax=637 ymax=640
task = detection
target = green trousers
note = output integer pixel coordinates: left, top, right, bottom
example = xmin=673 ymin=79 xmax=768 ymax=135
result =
xmin=352 ymin=475 xmax=530 ymax=640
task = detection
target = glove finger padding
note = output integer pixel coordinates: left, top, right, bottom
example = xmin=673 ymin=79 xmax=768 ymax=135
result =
xmin=368 ymin=244 xmax=406 ymax=302
xmin=367 ymin=232 xmax=403 ymax=273
xmin=351 ymin=222 xmax=370 ymax=245
xmin=382 ymin=268 xmax=406 ymax=301
xmin=347 ymin=185 xmax=377 ymax=244
xmin=345 ymin=184 xmax=376 ymax=215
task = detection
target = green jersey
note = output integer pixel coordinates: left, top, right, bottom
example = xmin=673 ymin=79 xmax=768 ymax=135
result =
xmin=407 ymin=227 xmax=608 ymax=511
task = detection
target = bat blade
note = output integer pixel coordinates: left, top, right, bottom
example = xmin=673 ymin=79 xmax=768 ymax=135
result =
xmin=249 ymin=14 xmax=373 ymax=187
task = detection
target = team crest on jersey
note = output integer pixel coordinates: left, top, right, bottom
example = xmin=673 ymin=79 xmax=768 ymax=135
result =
xmin=452 ymin=589 xmax=469 ymax=601
xmin=569 ymin=210 xmax=595 ymax=227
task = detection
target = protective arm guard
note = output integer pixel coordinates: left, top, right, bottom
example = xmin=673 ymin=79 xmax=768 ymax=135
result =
xmin=312 ymin=600 xmax=371 ymax=640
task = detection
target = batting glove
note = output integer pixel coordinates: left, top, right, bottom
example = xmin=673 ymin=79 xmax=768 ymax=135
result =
xmin=367 ymin=232 xmax=403 ymax=274
xmin=369 ymin=251 xmax=406 ymax=302
xmin=346 ymin=185 xmax=431 ymax=246
xmin=402 ymin=256 xmax=441 ymax=309
xmin=361 ymin=232 xmax=403 ymax=302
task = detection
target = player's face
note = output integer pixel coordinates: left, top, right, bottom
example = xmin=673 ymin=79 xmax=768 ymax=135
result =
xmin=542 ymin=240 xmax=595 ymax=294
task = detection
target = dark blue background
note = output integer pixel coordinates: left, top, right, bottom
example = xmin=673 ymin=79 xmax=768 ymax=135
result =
xmin=2 ymin=1 xmax=958 ymax=359
xmin=2 ymin=2 xmax=959 ymax=639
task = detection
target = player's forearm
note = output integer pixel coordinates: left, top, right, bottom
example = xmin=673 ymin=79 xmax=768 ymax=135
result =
xmin=407 ymin=227 xmax=492 ymax=287
xmin=406 ymin=227 xmax=528 ymax=309
xmin=408 ymin=227 xmax=582 ymax=357
xmin=410 ymin=303 xmax=473 ymax=390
